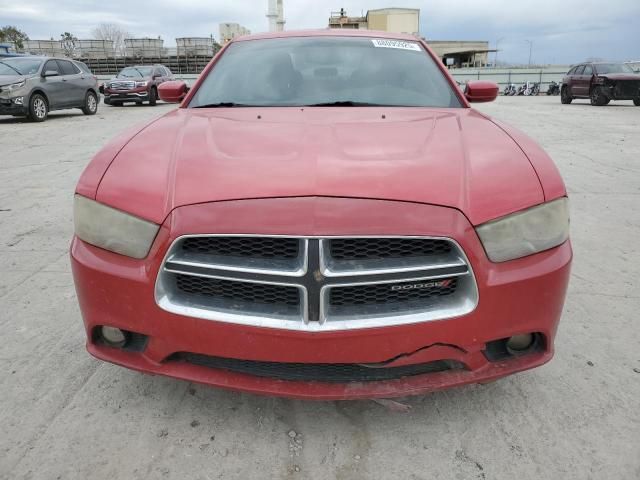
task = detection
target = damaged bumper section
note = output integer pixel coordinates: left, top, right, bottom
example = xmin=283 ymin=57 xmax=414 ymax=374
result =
xmin=71 ymin=197 xmax=572 ymax=400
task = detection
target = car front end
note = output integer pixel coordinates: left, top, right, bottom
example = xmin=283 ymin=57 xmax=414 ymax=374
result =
xmin=71 ymin=196 xmax=570 ymax=400
xmin=103 ymin=78 xmax=151 ymax=104
xmin=594 ymin=75 xmax=640 ymax=101
xmin=71 ymin=31 xmax=572 ymax=400
xmin=0 ymin=77 xmax=29 ymax=115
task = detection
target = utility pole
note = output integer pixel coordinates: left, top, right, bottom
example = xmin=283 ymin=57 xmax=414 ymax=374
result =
xmin=525 ymin=39 xmax=533 ymax=66
xmin=495 ymin=37 xmax=504 ymax=67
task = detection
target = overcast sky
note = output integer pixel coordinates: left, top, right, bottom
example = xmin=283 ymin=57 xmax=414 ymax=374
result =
xmin=2 ymin=0 xmax=639 ymax=64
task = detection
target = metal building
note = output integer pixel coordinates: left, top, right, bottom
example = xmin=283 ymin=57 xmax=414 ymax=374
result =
xmin=21 ymin=40 xmax=65 ymax=57
xmin=77 ymin=39 xmax=115 ymax=58
xmin=124 ymin=38 xmax=165 ymax=58
xmin=176 ymin=37 xmax=215 ymax=57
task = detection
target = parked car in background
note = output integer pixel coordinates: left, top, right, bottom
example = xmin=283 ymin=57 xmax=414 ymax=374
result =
xmin=0 ymin=56 xmax=99 ymax=121
xmin=561 ymin=62 xmax=640 ymax=106
xmin=102 ymin=65 xmax=174 ymax=106
xmin=72 ymin=30 xmax=571 ymax=400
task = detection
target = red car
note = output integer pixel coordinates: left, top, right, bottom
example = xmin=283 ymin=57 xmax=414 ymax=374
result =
xmin=561 ymin=62 xmax=640 ymax=106
xmin=102 ymin=64 xmax=174 ymax=106
xmin=71 ymin=30 xmax=571 ymax=400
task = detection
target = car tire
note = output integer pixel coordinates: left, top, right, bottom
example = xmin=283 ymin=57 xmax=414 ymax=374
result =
xmin=590 ymin=87 xmax=608 ymax=106
xmin=82 ymin=91 xmax=98 ymax=115
xmin=149 ymin=87 xmax=157 ymax=106
xmin=28 ymin=93 xmax=48 ymax=122
xmin=634 ymin=98 xmax=640 ymax=106
xmin=560 ymin=86 xmax=572 ymax=104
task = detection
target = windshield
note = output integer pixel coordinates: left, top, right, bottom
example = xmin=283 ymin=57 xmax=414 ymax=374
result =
xmin=596 ymin=63 xmax=635 ymax=74
xmin=0 ymin=58 xmax=43 ymax=76
xmin=117 ymin=66 xmax=153 ymax=78
xmin=189 ymin=37 xmax=461 ymax=108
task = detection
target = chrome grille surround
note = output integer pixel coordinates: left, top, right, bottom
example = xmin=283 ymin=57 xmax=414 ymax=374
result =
xmin=155 ymin=235 xmax=478 ymax=332
xmin=108 ymin=80 xmax=136 ymax=90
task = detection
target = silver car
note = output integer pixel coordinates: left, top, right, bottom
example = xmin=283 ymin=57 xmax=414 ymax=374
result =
xmin=0 ymin=56 xmax=100 ymax=122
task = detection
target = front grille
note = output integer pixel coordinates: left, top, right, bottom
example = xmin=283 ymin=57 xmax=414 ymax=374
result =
xmin=176 ymin=275 xmax=300 ymax=306
xmin=173 ymin=353 xmax=463 ymax=383
xmin=109 ymin=81 xmax=135 ymax=90
xmin=156 ymin=236 xmax=477 ymax=331
xmin=615 ymin=81 xmax=640 ymax=97
xmin=329 ymin=238 xmax=452 ymax=260
xmin=181 ymin=237 xmax=299 ymax=259
xmin=330 ymin=278 xmax=458 ymax=307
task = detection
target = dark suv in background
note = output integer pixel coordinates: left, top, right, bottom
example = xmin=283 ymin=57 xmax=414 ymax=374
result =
xmin=561 ymin=62 xmax=640 ymax=106
xmin=0 ymin=56 xmax=99 ymax=121
xmin=102 ymin=65 xmax=174 ymax=106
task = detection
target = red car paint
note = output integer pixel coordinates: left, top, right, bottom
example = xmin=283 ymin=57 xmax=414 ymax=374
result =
xmin=71 ymin=30 xmax=571 ymax=399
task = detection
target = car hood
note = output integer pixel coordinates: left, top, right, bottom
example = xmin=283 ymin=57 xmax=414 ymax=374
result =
xmin=96 ymin=107 xmax=545 ymax=226
xmin=110 ymin=76 xmax=151 ymax=81
xmin=0 ymin=75 xmax=26 ymax=86
xmin=598 ymin=73 xmax=640 ymax=81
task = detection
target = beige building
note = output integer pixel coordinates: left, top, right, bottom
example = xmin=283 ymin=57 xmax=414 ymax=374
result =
xmin=328 ymin=8 xmax=419 ymax=35
xmin=427 ymin=41 xmax=493 ymax=68
xmin=219 ymin=23 xmax=251 ymax=44
xmin=367 ymin=8 xmax=420 ymax=35
xmin=328 ymin=8 xmax=492 ymax=67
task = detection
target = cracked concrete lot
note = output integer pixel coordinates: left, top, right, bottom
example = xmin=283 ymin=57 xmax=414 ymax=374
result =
xmin=1 ymin=97 xmax=639 ymax=480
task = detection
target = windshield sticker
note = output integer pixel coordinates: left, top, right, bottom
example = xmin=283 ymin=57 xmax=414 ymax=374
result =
xmin=371 ymin=39 xmax=421 ymax=52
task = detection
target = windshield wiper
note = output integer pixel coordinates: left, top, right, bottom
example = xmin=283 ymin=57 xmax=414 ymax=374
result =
xmin=0 ymin=62 xmax=22 ymax=75
xmin=304 ymin=101 xmax=385 ymax=107
xmin=192 ymin=102 xmax=254 ymax=108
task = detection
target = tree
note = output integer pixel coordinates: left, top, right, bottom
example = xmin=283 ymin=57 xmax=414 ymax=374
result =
xmin=60 ymin=32 xmax=78 ymax=57
xmin=0 ymin=25 xmax=29 ymax=50
xmin=91 ymin=23 xmax=130 ymax=55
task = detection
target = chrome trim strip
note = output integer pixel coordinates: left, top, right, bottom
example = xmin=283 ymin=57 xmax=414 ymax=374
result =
xmin=156 ymin=270 xmax=308 ymax=326
xmin=165 ymin=237 xmax=308 ymax=277
xmin=155 ymin=235 xmax=479 ymax=331
xmin=319 ymin=273 xmax=476 ymax=327
xmin=318 ymin=238 xmax=468 ymax=277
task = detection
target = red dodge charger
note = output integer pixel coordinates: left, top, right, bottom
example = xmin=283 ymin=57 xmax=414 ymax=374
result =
xmin=71 ymin=30 xmax=571 ymax=400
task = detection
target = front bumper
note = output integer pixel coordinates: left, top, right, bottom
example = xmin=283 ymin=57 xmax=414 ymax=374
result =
xmin=104 ymin=87 xmax=149 ymax=102
xmin=71 ymin=197 xmax=572 ymax=399
xmin=0 ymin=97 xmax=27 ymax=115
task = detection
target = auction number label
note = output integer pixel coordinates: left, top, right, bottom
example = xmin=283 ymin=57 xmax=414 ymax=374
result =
xmin=371 ymin=39 xmax=421 ymax=52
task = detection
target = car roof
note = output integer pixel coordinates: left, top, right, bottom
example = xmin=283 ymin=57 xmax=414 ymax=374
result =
xmin=233 ymin=28 xmax=421 ymax=43
xmin=123 ymin=64 xmax=165 ymax=68
xmin=10 ymin=56 xmax=81 ymax=62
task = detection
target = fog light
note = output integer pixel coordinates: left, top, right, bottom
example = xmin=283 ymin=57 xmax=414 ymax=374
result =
xmin=13 ymin=96 xmax=24 ymax=105
xmin=506 ymin=334 xmax=535 ymax=354
xmin=100 ymin=326 xmax=127 ymax=347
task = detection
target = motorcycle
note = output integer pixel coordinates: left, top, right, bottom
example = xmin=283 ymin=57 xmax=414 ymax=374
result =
xmin=546 ymin=81 xmax=560 ymax=96
xmin=527 ymin=82 xmax=540 ymax=96
xmin=503 ymin=83 xmax=517 ymax=96
xmin=518 ymin=81 xmax=540 ymax=96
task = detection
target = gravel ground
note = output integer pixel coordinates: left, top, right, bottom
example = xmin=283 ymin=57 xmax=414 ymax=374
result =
xmin=1 ymin=97 xmax=639 ymax=480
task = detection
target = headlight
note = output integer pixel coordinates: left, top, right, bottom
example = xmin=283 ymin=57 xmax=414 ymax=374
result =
xmin=135 ymin=81 xmax=148 ymax=87
xmin=4 ymin=80 xmax=26 ymax=92
xmin=476 ymin=198 xmax=569 ymax=262
xmin=74 ymin=195 xmax=160 ymax=259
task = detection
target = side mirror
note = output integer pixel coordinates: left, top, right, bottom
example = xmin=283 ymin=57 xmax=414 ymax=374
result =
xmin=464 ymin=80 xmax=499 ymax=103
xmin=43 ymin=70 xmax=59 ymax=77
xmin=158 ymin=80 xmax=189 ymax=103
